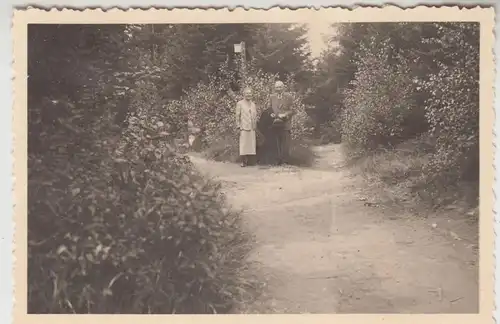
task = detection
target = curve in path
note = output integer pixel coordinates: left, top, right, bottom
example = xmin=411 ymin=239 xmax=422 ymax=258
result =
xmin=190 ymin=144 xmax=478 ymax=314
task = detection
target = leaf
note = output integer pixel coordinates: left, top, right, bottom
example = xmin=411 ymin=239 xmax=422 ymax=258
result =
xmin=94 ymin=244 xmax=103 ymax=255
xmin=56 ymin=245 xmax=68 ymax=255
xmin=86 ymin=253 xmax=95 ymax=262
xmin=102 ymin=288 xmax=113 ymax=296
xmin=199 ymin=261 xmax=215 ymax=279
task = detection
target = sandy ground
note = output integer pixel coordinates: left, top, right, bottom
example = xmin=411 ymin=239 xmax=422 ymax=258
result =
xmin=190 ymin=144 xmax=478 ymax=314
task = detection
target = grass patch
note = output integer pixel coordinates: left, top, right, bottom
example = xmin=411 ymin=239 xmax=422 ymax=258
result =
xmin=347 ymin=137 xmax=478 ymax=214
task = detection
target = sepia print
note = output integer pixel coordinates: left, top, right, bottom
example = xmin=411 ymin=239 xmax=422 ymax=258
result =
xmin=13 ymin=6 xmax=494 ymax=324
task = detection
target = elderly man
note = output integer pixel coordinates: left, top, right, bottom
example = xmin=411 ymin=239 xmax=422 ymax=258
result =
xmin=269 ymin=81 xmax=295 ymax=165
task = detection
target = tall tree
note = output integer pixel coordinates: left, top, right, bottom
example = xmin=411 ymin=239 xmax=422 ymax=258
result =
xmin=28 ymin=24 xmax=128 ymax=155
xmin=248 ymin=23 xmax=313 ymax=88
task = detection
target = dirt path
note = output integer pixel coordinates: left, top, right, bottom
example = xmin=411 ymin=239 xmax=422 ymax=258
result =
xmin=190 ymin=144 xmax=478 ymax=314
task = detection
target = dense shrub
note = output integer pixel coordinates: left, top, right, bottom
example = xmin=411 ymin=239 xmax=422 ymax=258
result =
xmin=27 ymin=22 xmax=316 ymax=315
xmin=336 ymin=23 xmax=479 ymax=209
xmin=341 ymin=37 xmax=417 ymax=156
xmin=165 ymin=63 xmax=315 ymax=165
xmin=417 ymin=23 xmax=480 ymax=189
xmin=28 ymin=96 xmax=259 ymax=314
xmin=171 ymin=62 xmax=236 ymax=145
xmin=173 ymin=65 xmax=313 ymax=142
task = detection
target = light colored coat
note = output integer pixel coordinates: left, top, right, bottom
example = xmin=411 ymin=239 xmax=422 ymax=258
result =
xmin=236 ymin=99 xmax=257 ymax=156
xmin=235 ymin=99 xmax=257 ymax=131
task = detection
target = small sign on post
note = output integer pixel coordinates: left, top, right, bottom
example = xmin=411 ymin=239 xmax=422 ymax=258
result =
xmin=233 ymin=43 xmax=242 ymax=53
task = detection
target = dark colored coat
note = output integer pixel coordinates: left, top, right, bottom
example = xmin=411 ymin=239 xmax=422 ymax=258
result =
xmin=256 ymin=108 xmax=279 ymax=165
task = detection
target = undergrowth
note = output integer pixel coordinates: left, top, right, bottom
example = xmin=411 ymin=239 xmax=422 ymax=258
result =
xmin=28 ymin=99 xmax=263 ymax=314
xmin=350 ymin=137 xmax=479 ymax=214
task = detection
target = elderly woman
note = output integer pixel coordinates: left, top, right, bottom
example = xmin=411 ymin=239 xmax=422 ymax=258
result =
xmin=235 ymin=87 xmax=258 ymax=167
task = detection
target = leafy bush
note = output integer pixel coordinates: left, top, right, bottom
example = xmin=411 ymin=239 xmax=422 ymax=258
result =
xmin=336 ymin=23 xmax=479 ymax=209
xmin=164 ymin=63 xmax=315 ymax=165
xmin=27 ymin=22 xmax=316 ymax=315
xmin=341 ymin=37 xmax=417 ymax=155
xmin=168 ymin=64 xmax=314 ymax=145
xmin=417 ymin=23 xmax=480 ymax=191
xmin=28 ymin=95 xmax=259 ymax=313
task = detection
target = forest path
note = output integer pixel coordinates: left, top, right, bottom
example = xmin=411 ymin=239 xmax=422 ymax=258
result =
xmin=190 ymin=144 xmax=478 ymax=313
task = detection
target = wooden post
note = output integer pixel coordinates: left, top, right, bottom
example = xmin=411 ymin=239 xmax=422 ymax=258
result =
xmin=234 ymin=41 xmax=247 ymax=90
xmin=240 ymin=41 xmax=247 ymax=87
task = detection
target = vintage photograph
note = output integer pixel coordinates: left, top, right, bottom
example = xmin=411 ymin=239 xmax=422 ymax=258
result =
xmin=15 ymin=6 xmax=494 ymax=320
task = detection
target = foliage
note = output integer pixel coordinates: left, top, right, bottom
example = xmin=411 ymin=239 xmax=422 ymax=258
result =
xmin=29 ymin=97 xmax=260 ymax=315
xmin=170 ymin=64 xmax=314 ymax=147
xmin=304 ymin=23 xmax=370 ymax=137
xmin=341 ymin=36 xmax=416 ymax=153
xmin=28 ymin=19 xmax=481 ymax=313
xmin=29 ymin=120 xmax=258 ymax=313
xmin=118 ymin=23 xmax=314 ymax=144
xmin=249 ymin=24 xmax=313 ymax=89
xmin=28 ymin=24 xmax=261 ymax=314
xmin=124 ymin=23 xmax=312 ymax=99
xmin=324 ymin=22 xmax=480 ymax=208
xmin=416 ymin=23 xmax=480 ymax=190
xmin=309 ymin=23 xmax=436 ymax=143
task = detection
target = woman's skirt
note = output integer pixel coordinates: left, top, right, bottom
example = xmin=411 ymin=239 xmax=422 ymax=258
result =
xmin=239 ymin=130 xmax=256 ymax=155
